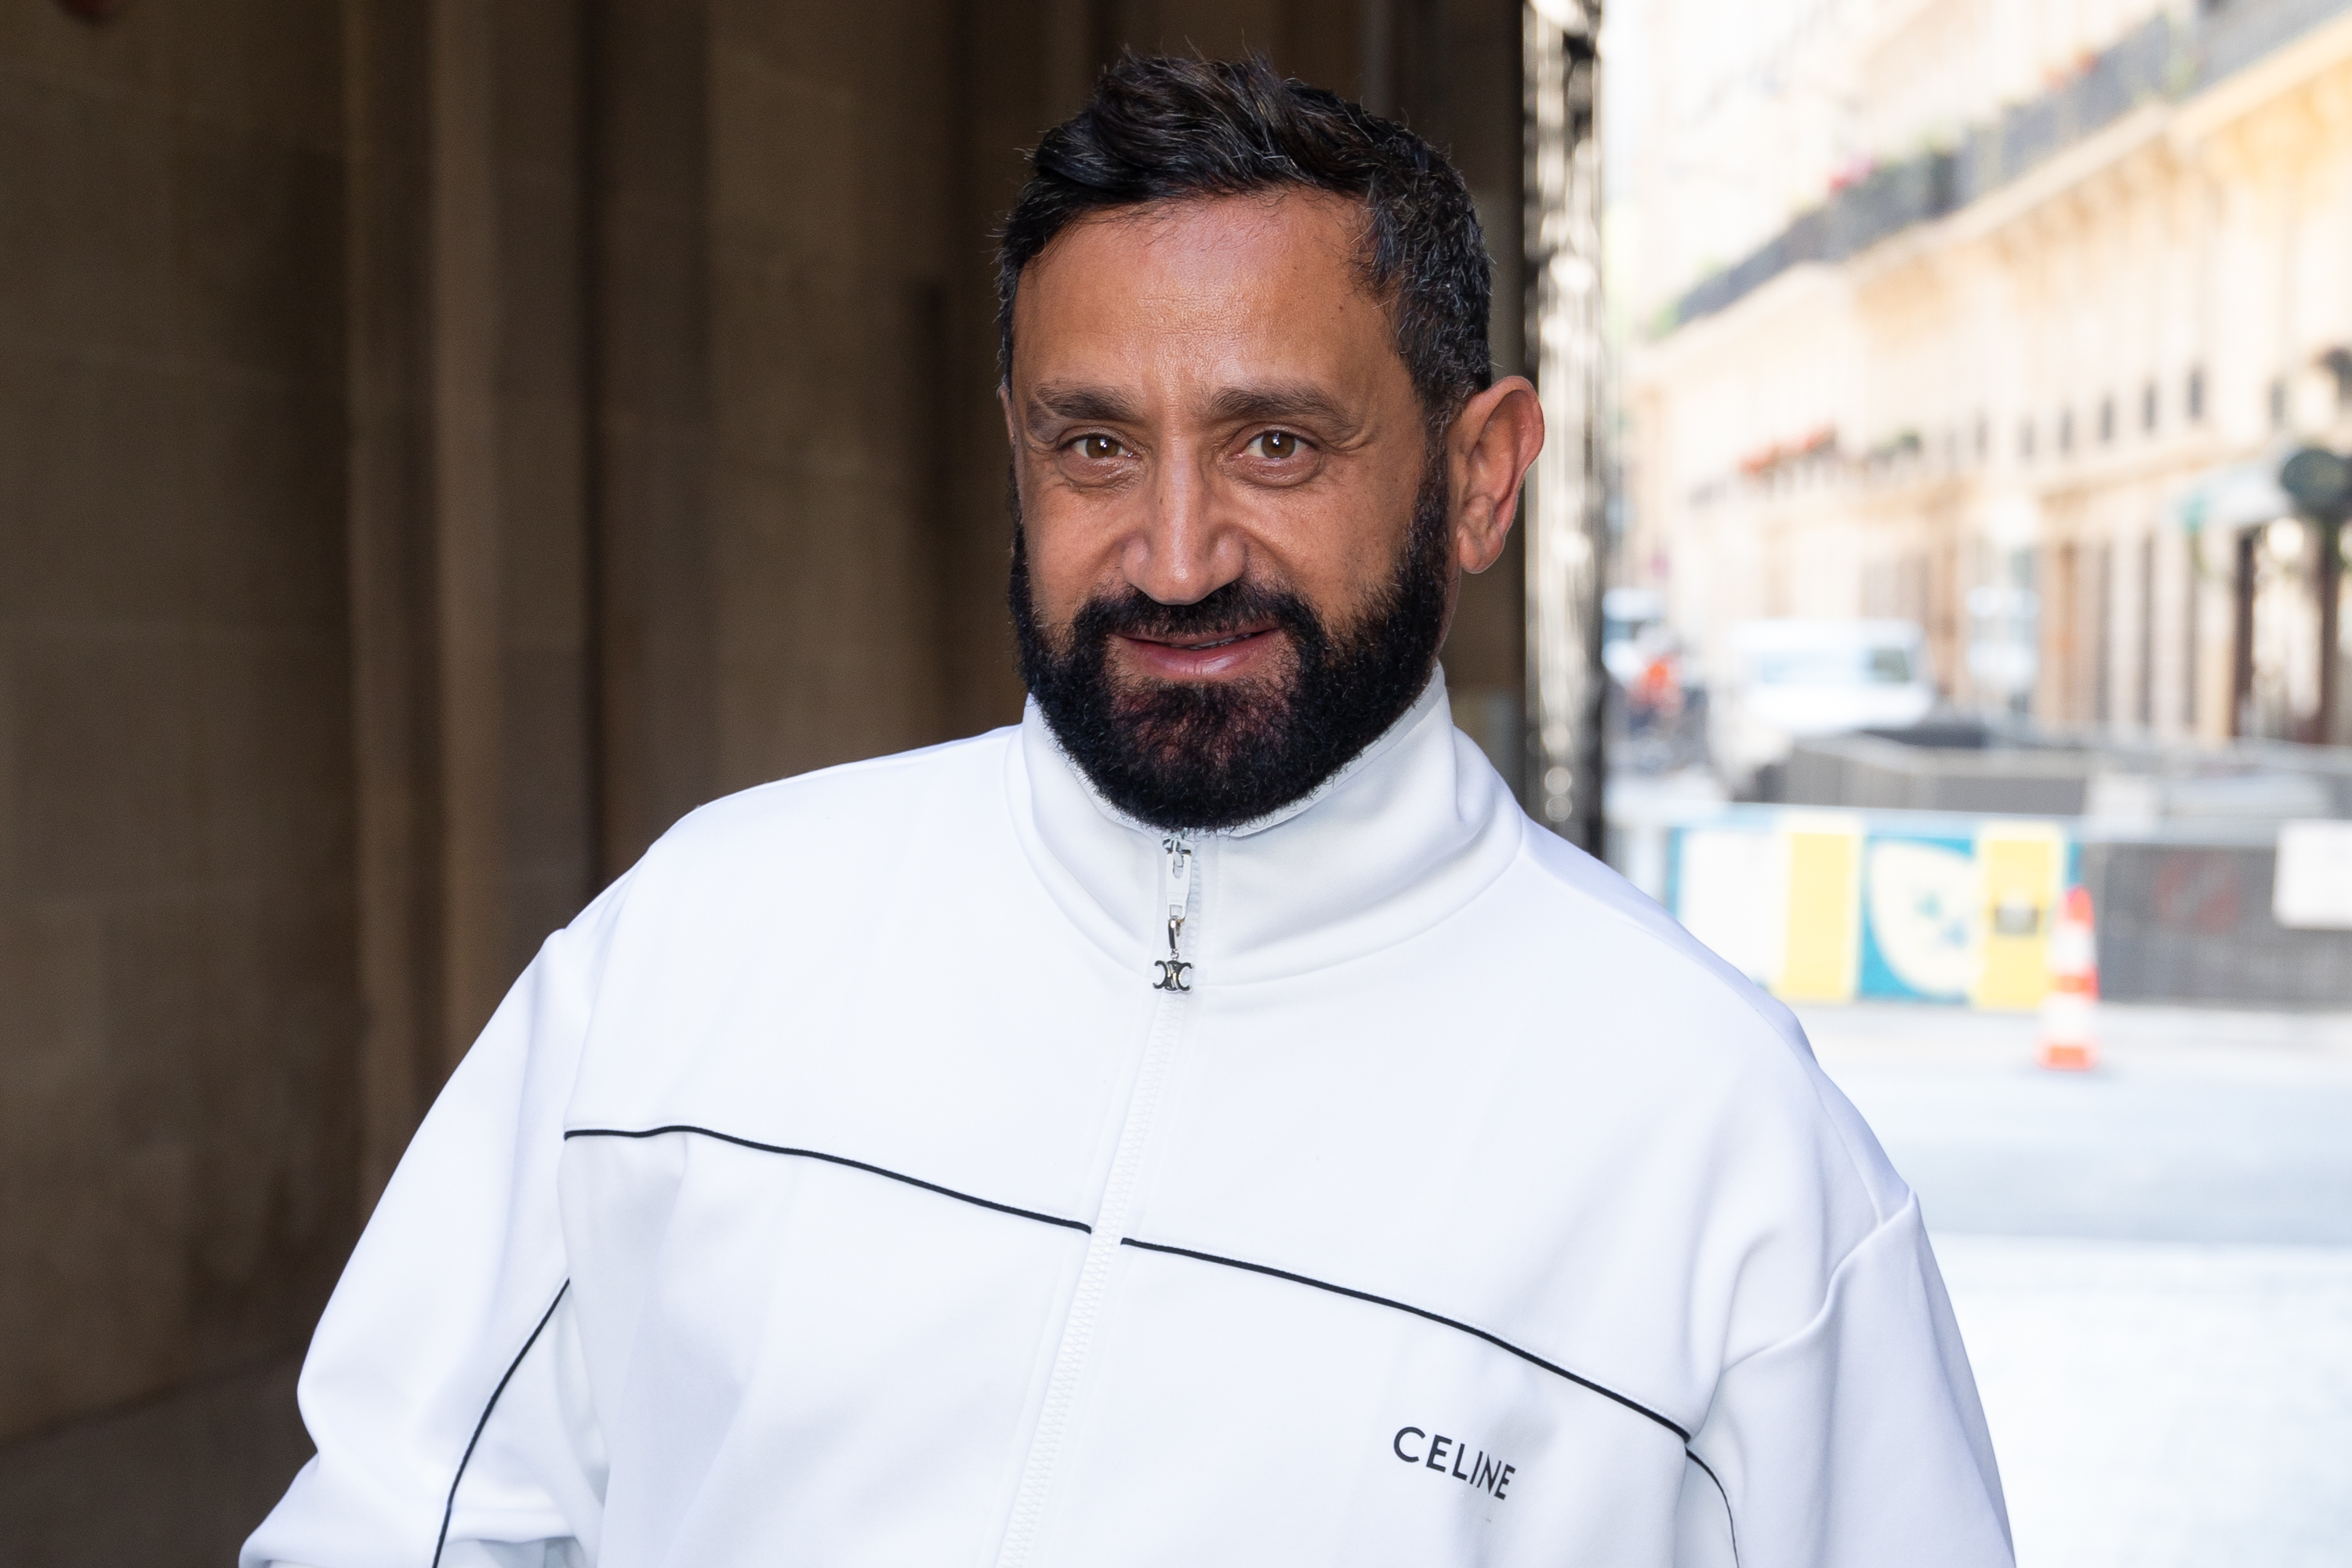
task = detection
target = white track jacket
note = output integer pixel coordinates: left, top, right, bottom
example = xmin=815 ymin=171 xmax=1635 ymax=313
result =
xmin=245 ymin=677 xmax=2011 ymax=1568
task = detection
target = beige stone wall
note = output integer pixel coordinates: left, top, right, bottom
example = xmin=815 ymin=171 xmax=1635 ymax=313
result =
xmin=1630 ymin=10 xmax=2352 ymax=739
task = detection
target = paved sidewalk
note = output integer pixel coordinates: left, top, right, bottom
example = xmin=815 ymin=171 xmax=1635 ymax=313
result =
xmin=1806 ymin=1004 xmax=2352 ymax=1568
xmin=1944 ymin=1236 xmax=2352 ymax=1568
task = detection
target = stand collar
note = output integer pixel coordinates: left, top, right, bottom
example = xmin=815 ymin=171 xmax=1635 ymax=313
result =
xmin=1007 ymin=672 xmax=1524 ymax=984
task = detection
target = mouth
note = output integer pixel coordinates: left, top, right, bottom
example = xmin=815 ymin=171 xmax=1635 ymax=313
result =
xmin=1112 ymin=621 xmax=1283 ymax=680
xmin=1128 ymin=622 xmax=1279 ymax=652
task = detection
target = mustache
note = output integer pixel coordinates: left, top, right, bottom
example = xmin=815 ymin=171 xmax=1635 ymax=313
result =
xmin=1070 ymin=576 xmax=1323 ymax=649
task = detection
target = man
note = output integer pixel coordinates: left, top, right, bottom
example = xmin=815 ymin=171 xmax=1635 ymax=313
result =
xmin=248 ymin=56 xmax=2009 ymax=1568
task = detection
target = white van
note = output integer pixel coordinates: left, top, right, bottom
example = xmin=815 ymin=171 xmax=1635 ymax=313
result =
xmin=1710 ymin=619 xmax=1937 ymax=797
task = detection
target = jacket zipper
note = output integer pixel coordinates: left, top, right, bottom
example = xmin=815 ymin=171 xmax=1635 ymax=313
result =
xmin=992 ymin=833 xmax=1199 ymax=1568
xmin=1154 ymin=834 xmax=1193 ymax=993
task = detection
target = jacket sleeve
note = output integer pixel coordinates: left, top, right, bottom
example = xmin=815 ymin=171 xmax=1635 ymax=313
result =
xmin=241 ymin=877 xmax=632 ymax=1568
xmin=1678 ymin=1196 xmax=2014 ymax=1568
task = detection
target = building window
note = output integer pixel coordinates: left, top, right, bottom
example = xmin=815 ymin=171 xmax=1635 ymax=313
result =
xmin=2100 ymin=397 xmax=2115 ymax=444
xmin=2143 ymin=381 xmax=2159 ymax=433
xmin=2270 ymin=376 xmax=2288 ymax=430
xmin=2187 ymin=365 xmax=2205 ymax=423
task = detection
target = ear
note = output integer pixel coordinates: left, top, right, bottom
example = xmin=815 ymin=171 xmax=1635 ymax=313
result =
xmin=1446 ymin=377 xmax=1544 ymax=575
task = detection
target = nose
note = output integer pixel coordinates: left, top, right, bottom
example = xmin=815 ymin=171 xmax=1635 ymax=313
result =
xmin=1121 ymin=443 xmax=1245 ymax=606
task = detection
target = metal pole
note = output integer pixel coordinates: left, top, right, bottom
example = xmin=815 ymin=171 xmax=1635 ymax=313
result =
xmin=1524 ymin=0 xmax=1607 ymax=849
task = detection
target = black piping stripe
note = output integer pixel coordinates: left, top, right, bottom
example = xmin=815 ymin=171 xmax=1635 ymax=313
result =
xmin=564 ymin=1125 xmax=1093 ymax=1234
xmin=433 ymin=1282 xmax=569 ymax=1568
xmin=1120 ymin=1238 xmax=1692 ymax=1443
xmin=1686 ymin=1449 xmax=1740 ymax=1567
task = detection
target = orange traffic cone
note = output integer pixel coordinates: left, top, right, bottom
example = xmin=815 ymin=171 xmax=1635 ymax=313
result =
xmin=2038 ymin=884 xmax=2099 ymax=1072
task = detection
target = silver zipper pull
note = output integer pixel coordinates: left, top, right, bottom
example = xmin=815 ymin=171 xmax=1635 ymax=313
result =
xmin=1154 ymin=834 xmax=1193 ymax=993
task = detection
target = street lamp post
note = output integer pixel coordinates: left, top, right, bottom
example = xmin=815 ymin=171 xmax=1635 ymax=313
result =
xmin=1524 ymin=0 xmax=1607 ymax=850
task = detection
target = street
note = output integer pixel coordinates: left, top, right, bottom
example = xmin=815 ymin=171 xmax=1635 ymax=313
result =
xmin=1806 ymin=1003 xmax=2352 ymax=1568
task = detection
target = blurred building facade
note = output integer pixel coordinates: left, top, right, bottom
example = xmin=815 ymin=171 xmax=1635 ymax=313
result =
xmin=1623 ymin=0 xmax=2352 ymax=743
xmin=0 ymin=0 xmax=1531 ymax=1526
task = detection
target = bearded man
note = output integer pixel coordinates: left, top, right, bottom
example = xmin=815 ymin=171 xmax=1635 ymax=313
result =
xmin=247 ymin=56 xmax=2010 ymax=1568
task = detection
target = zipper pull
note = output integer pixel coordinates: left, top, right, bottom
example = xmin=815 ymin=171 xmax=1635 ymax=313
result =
xmin=1154 ymin=834 xmax=1193 ymax=993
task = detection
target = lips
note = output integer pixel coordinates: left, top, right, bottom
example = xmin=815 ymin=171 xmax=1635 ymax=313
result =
xmin=1130 ymin=622 xmax=1279 ymax=652
xmin=1109 ymin=622 xmax=1283 ymax=685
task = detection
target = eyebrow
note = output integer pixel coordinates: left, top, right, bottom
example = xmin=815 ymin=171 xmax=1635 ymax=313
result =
xmin=1025 ymin=383 xmax=1143 ymax=432
xmin=1203 ymin=382 xmax=1358 ymax=434
xmin=1022 ymin=379 xmax=1366 ymax=440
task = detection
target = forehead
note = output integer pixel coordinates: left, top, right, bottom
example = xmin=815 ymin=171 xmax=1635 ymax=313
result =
xmin=1011 ymin=191 xmax=1397 ymax=387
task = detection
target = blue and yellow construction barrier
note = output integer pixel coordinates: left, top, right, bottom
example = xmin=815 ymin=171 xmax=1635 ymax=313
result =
xmin=1663 ymin=811 xmax=2078 ymax=1009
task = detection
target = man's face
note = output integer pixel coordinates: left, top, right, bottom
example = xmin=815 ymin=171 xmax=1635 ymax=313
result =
xmin=1004 ymin=191 xmax=1456 ymax=830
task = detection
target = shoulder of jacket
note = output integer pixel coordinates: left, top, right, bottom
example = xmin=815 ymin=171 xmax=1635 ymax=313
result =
xmin=644 ymin=725 xmax=1017 ymax=865
xmin=1508 ymin=818 xmax=1799 ymax=1043
xmin=1504 ymin=818 xmax=1911 ymax=1225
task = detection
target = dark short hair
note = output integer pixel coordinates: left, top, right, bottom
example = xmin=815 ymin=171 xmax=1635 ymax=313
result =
xmin=997 ymin=54 xmax=1493 ymax=427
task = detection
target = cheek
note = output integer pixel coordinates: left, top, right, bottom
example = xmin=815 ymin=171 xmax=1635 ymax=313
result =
xmin=1261 ymin=468 xmax=1420 ymax=606
xmin=1019 ymin=486 xmax=1123 ymax=620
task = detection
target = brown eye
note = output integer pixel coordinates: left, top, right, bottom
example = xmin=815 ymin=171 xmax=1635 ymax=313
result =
xmin=1074 ymin=434 xmax=1123 ymax=460
xmin=1251 ymin=430 xmax=1300 ymax=459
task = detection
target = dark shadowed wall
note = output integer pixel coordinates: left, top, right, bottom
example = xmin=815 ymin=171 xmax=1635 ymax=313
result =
xmin=0 ymin=0 xmax=358 ymax=1449
xmin=0 ymin=1 xmax=1525 ymax=1553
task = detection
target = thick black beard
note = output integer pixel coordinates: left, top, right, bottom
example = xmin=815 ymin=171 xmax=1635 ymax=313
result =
xmin=1010 ymin=466 xmax=1453 ymax=831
